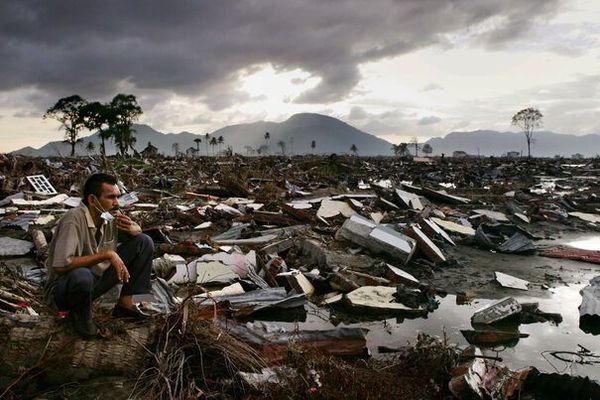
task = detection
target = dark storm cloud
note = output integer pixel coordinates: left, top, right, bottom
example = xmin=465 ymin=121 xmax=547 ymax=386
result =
xmin=0 ymin=0 xmax=560 ymax=108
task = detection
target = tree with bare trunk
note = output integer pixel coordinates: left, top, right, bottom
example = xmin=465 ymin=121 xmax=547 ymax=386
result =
xmin=43 ymin=95 xmax=88 ymax=157
xmin=411 ymin=137 xmax=421 ymax=157
xmin=511 ymin=107 xmax=543 ymax=158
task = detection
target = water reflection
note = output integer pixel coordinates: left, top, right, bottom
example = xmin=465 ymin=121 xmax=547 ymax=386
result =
xmin=288 ymin=283 xmax=600 ymax=381
xmin=248 ymin=278 xmax=599 ymax=381
xmin=358 ymin=284 xmax=599 ymax=380
xmin=567 ymin=236 xmax=600 ymax=251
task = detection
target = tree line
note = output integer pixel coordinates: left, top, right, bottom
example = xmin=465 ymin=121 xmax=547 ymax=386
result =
xmin=44 ymin=94 xmax=543 ymax=159
xmin=43 ymin=94 xmax=142 ymax=157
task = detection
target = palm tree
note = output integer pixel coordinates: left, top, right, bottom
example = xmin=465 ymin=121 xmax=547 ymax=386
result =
xmin=257 ymin=144 xmax=268 ymax=155
xmin=350 ymin=144 xmax=358 ymax=156
xmin=311 ymin=140 xmax=316 ymax=153
xmin=194 ymin=138 xmax=202 ymax=155
xmin=392 ymin=143 xmax=410 ymax=157
xmin=264 ymin=132 xmax=270 ymax=155
xmin=277 ymin=140 xmax=286 ymax=155
xmin=209 ymin=136 xmax=218 ymax=156
xmin=86 ymin=140 xmax=96 ymax=155
xmin=218 ymin=135 xmax=224 ymax=155
xmin=205 ymin=132 xmax=210 ymax=156
xmin=172 ymin=142 xmax=179 ymax=156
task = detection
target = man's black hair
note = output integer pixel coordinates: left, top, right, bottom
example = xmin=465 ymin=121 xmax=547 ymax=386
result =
xmin=82 ymin=173 xmax=118 ymax=205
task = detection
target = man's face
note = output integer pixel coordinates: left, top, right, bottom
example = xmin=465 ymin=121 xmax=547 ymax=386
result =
xmin=94 ymin=183 xmax=121 ymax=213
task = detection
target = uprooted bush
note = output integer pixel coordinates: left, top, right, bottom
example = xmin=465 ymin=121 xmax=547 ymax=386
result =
xmin=133 ymin=301 xmax=268 ymax=399
xmin=244 ymin=332 xmax=460 ymax=400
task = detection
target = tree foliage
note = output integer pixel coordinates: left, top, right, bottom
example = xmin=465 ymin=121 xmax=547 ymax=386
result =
xmin=48 ymin=93 xmax=143 ymax=157
xmin=217 ymin=136 xmax=224 ymax=155
xmin=257 ymin=144 xmax=269 ymax=155
xmin=277 ymin=140 xmax=286 ymax=155
xmin=511 ymin=107 xmax=543 ymax=158
xmin=80 ymin=101 xmax=113 ymax=156
xmin=85 ymin=140 xmax=95 ymax=155
xmin=263 ymin=132 xmax=270 ymax=155
xmin=43 ymin=95 xmax=88 ymax=156
xmin=392 ymin=143 xmax=410 ymax=157
xmin=209 ymin=136 xmax=218 ymax=156
xmin=109 ymin=94 xmax=142 ymax=156
xmin=422 ymin=143 xmax=433 ymax=155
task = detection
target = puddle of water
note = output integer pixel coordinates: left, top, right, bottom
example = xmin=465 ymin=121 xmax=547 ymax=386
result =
xmin=260 ymin=282 xmax=599 ymax=381
xmin=350 ymin=284 xmax=599 ymax=381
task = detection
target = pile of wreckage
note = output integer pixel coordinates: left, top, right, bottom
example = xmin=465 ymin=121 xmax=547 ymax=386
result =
xmin=1 ymin=154 xmax=600 ymax=398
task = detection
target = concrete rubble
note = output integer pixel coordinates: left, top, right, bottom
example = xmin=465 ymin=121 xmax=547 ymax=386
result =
xmin=471 ymin=297 xmax=522 ymax=324
xmin=1 ymin=153 xmax=600 ymax=397
xmin=580 ymin=276 xmax=600 ymax=322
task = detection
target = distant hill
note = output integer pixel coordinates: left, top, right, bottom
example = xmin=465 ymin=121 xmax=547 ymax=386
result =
xmin=425 ymin=130 xmax=600 ymax=157
xmin=13 ymin=118 xmax=599 ymax=158
xmin=11 ymin=113 xmax=394 ymax=157
xmin=13 ymin=125 xmax=200 ymax=157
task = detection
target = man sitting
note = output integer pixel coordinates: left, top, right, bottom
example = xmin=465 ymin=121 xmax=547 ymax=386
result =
xmin=45 ymin=173 xmax=154 ymax=339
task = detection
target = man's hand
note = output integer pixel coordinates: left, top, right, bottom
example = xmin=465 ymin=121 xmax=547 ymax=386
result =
xmin=108 ymin=250 xmax=130 ymax=283
xmin=115 ymin=212 xmax=141 ymax=236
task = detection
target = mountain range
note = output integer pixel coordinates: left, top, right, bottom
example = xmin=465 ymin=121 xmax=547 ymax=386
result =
xmin=427 ymin=130 xmax=600 ymax=157
xmin=10 ymin=113 xmax=600 ymax=157
xmin=13 ymin=113 xmax=393 ymax=157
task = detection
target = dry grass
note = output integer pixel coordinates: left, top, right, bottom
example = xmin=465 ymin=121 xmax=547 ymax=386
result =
xmin=132 ymin=300 xmax=267 ymax=399
xmin=244 ymin=333 xmax=460 ymax=400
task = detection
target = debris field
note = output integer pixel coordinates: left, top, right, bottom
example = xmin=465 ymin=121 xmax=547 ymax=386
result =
xmin=1 ymin=153 xmax=599 ymax=399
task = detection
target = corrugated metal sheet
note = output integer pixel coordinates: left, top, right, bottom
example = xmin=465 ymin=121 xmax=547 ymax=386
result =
xmin=540 ymin=247 xmax=600 ymax=265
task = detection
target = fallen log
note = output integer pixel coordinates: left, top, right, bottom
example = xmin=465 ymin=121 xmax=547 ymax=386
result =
xmin=0 ymin=313 xmax=158 ymax=393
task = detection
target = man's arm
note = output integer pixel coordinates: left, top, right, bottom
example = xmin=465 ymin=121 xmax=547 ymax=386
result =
xmin=54 ymin=250 xmax=130 ymax=283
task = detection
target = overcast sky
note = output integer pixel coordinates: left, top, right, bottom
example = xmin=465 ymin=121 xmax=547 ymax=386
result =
xmin=1 ymin=0 xmax=599 ymax=152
